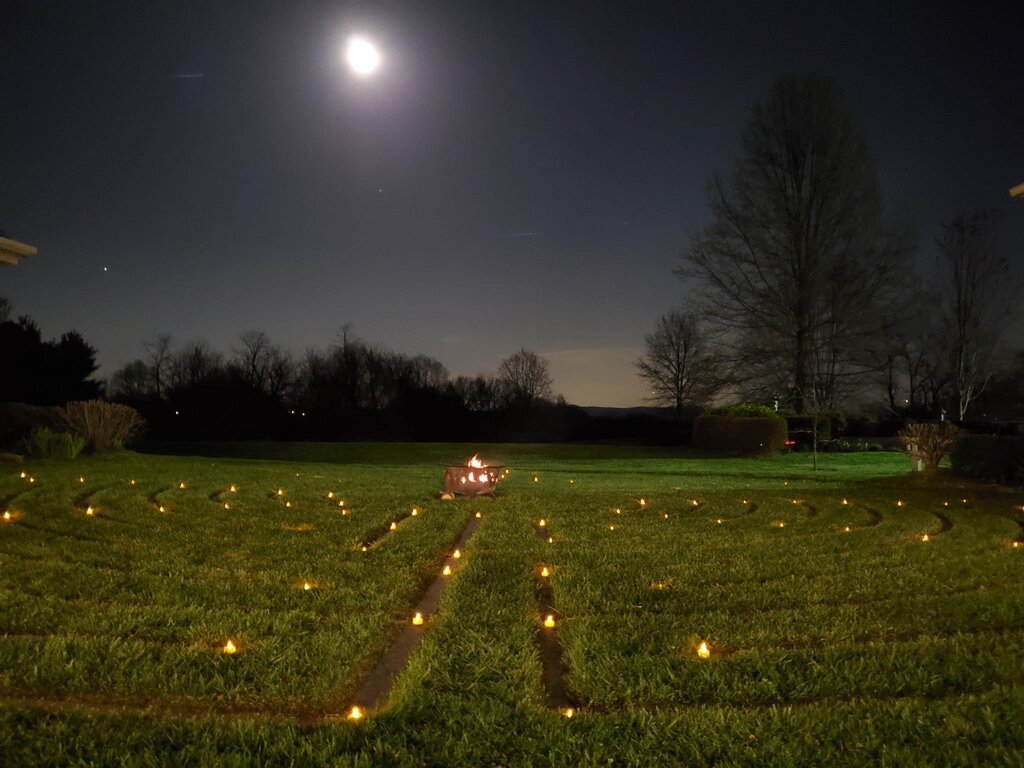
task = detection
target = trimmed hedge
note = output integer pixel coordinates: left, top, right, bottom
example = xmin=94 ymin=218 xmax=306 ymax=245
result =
xmin=786 ymin=415 xmax=832 ymax=441
xmin=693 ymin=413 xmax=788 ymax=456
xmin=950 ymin=435 xmax=1024 ymax=484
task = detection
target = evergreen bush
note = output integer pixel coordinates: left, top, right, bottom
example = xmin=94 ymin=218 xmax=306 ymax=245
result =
xmin=950 ymin=435 xmax=1024 ymax=484
xmin=24 ymin=427 xmax=85 ymax=460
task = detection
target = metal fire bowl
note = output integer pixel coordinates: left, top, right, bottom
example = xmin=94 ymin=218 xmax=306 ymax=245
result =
xmin=444 ymin=464 xmax=504 ymax=496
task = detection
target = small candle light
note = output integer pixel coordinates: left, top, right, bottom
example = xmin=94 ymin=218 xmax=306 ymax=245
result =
xmin=223 ymin=502 xmax=230 ymax=510
xmin=943 ymin=501 xmax=949 ymax=507
xmin=453 ymin=549 xmax=461 ymax=559
xmin=697 ymin=641 xmax=711 ymax=659
xmin=230 ymin=485 xmax=237 ymax=493
xmin=741 ymin=499 xmax=748 ymax=505
xmin=411 ymin=507 xmax=418 ymax=516
xmin=79 ymin=476 xmax=85 ymax=484
xmin=543 ymin=614 xmax=555 ymax=628
xmin=547 ymin=536 xmax=553 ymax=544
xmin=843 ymin=525 xmax=851 ymax=532
xmin=442 ymin=564 xmax=452 ymax=576
xmin=608 ymin=524 xmax=616 ymax=531
xmin=303 ymin=581 xmax=312 ymax=591
xmin=475 ymin=511 xmax=481 ymax=518
xmin=327 ymin=491 xmax=334 ymax=499
xmin=962 ymin=498 xmax=968 ymax=504
xmin=277 ymin=489 xmax=284 ymax=496
xmin=663 ymin=513 xmax=669 ymax=519
xmin=158 ymin=505 xmax=166 ymax=513
xmin=563 ymin=707 xmax=575 ymax=718
xmin=130 ymin=479 xmax=136 ymax=486
xmin=921 ymin=534 xmax=930 ymax=542
xmin=361 ymin=545 xmax=368 ymax=552
xmin=569 ymin=479 xmax=575 ymax=485
xmin=348 ymin=705 xmax=363 ymax=720
xmin=540 ymin=566 xmax=550 ymax=578
xmin=692 ymin=499 xmax=699 ymax=507
xmin=770 ymin=520 xmax=785 ymax=528
xmin=538 ymin=519 xmax=547 ymax=527
xmin=2 ymin=511 xmax=12 ymax=523
xmin=1013 ymin=542 xmax=1021 ymax=549
xmin=29 ymin=477 xmax=35 ymax=483
xmin=285 ymin=501 xmax=292 ymax=508
xmin=389 ymin=522 xmax=397 ymax=531
xmin=615 ymin=508 xmax=621 ymax=514
xmin=223 ymin=639 xmax=237 ymax=654
xmin=715 ymin=518 xmax=723 ymax=524
xmin=639 ymin=498 xmax=646 ymax=507
xmin=412 ymin=612 xmax=424 ymax=626
xmin=19 ymin=471 xmax=26 ymax=479
xmin=85 ymin=506 xmax=95 ymax=516
xmin=534 ymin=476 xmax=539 ymax=483
xmin=842 ymin=499 xmax=848 ymax=505
xmin=897 ymin=500 xmax=904 ymax=507
xmin=338 ymin=500 xmax=345 ymax=507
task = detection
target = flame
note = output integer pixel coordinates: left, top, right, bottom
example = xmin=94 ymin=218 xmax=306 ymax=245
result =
xmin=544 ymin=614 xmax=556 ymax=628
xmin=412 ymin=612 xmax=424 ymax=625
xmin=348 ymin=705 xmax=363 ymax=720
xmin=223 ymin=639 xmax=237 ymax=654
xmin=467 ymin=454 xmax=486 ymax=468
xmin=442 ymin=564 xmax=452 ymax=575
xmin=697 ymin=641 xmax=710 ymax=659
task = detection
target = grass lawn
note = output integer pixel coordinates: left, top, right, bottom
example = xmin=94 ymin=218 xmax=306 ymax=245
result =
xmin=1 ymin=443 xmax=1022 ymax=766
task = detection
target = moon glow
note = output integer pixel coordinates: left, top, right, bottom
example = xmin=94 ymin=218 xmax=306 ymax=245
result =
xmin=346 ymin=35 xmax=381 ymax=76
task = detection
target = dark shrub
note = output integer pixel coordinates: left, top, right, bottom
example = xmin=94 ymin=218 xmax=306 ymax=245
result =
xmin=693 ymin=412 xmax=788 ymax=456
xmin=950 ymin=435 xmax=1024 ymax=484
xmin=0 ymin=402 xmax=61 ymax=452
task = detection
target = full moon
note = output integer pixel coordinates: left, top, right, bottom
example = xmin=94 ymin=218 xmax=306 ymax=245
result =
xmin=345 ymin=35 xmax=380 ymax=76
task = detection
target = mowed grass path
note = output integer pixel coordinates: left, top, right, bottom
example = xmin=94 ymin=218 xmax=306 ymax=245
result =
xmin=1 ymin=444 xmax=1022 ymax=766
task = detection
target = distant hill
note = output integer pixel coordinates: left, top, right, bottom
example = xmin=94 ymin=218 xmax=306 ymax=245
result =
xmin=579 ymin=405 xmax=698 ymax=419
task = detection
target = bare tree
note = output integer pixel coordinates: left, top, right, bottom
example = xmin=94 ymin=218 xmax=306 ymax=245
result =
xmin=935 ymin=210 xmax=1014 ymax=420
xmin=109 ymin=360 xmax=150 ymax=400
xmin=498 ymin=348 xmax=554 ymax=404
xmin=169 ymin=341 xmax=222 ymax=388
xmin=679 ymin=75 xmax=908 ymax=413
xmin=143 ymin=334 xmax=174 ymax=398
xmin=0 ymin=296 xmax=11 ymax=323
xmin=636 ymin=310 xmax=723 ymax=412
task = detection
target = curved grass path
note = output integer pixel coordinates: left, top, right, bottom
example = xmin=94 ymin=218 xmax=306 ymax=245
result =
xmin=1 ymin=446 xmax=1022 ymax=765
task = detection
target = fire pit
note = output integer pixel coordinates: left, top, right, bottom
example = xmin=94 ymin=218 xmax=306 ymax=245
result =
xmin=444 ymin=455 xmax=504 ymax=496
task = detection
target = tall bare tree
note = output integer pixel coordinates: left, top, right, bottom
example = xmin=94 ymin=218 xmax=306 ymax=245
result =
xmin=935 ymin=210 xmax=1013 ymax=420
xmin=498 ymin=348 xmax=553 ymax=404
xmin=636 ymin=310 xmax=723 ymax=412
xmin=143 ymin=334 xmax=174 ymax=399
xmin=679 ymin=75 xmax=907 ymax=413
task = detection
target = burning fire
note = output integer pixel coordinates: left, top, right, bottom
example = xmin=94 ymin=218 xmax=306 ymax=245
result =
xmin=468 ymin=454 xmax=486 ymax=468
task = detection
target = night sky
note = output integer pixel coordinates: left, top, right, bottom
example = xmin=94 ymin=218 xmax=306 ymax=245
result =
xmin=2 ymin=0 xmax=1021 ymax=407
